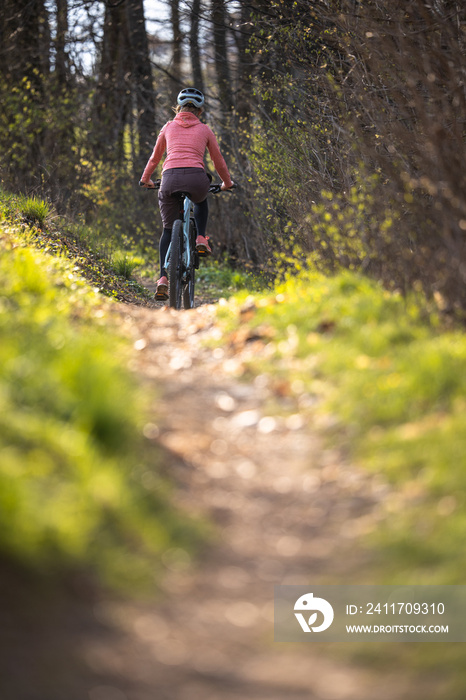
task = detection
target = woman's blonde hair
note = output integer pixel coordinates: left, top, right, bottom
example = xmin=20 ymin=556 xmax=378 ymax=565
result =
xmin=173 ymin=103 xmax=202 ymax=116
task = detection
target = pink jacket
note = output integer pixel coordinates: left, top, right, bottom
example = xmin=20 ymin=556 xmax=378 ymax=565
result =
xmin=141 ymin=112 xmax=233 ymax=189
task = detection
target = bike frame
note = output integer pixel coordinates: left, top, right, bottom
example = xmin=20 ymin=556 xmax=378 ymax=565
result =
xmin=139 ymin=179 xmax=234 ymax=308
xmin=163 ymin=195 xmax=194 ymax=278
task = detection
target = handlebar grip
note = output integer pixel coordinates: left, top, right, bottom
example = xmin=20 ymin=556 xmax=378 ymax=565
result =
xmin=208 ymin=182 xmax=238 ymax=194
xmin=139 ymin=179 xmax=161 ymax=189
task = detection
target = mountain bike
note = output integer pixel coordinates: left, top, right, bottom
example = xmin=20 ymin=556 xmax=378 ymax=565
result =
xmin=149 ymin=180 xmax=234 ymax=309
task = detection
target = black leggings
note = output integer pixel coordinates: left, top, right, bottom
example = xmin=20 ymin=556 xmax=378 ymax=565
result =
xmin=159 ymin=199 xmax=208 ymax=277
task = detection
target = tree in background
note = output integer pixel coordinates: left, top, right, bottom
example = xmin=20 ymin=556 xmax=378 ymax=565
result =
xmin=337 ymin=0 xmax=466 ymax=306
xmin=1 ymin=0 xmax=465 ymax=311
xmin=243 ymin=0 xmax=466 ymax=309
xmin=93 ymin=0 xmax=156 ymax=172
xmin=0 ymin=0 xmax=156 ymax=197
xmin=169 ymin=0 xmax=182 ymax=103
xmin=55 ymin=0 xmax=69 ymax=87
xmin=189 ymin=0 xmax=205 ymax=94
xmin=0 ymin=0 xmax=50 ymax=189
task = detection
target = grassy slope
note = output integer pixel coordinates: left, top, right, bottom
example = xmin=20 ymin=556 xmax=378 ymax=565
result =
xmin=218 ymin=270 xmax=466 ymax=584
xmin=0 ymin=194 xmax=202 ymax=591
xmin=216 ymin=271 xmax=466 ymax=696
xmin=1 ymin=192 xmax=154 ymax=305
xmin=0 ymin=190 xmax=261 ymax=306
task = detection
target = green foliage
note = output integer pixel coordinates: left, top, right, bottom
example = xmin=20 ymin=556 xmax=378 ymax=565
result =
xmin=110 ymin=251 xmax=144 ymax=280
xmin=0 ymin=190 xmax=153 ymax=304
xmin=0 ymin=224 xmax=201 ymax=590
xmin=0 ymin=72 xmax=82 ymax=200
xmin=0 ymin=190 xmax=52 ymax=229
xmin=0 ymin=74 xmax=45 ymax=182
xmin=20 ymin=197 xmax=52 ymax=228
xmin=242 ymin=63 xmax=358 ymax=273
xmin=197 ymin=259 xmax=267 ymax=298
xmin=218 ymin=268 xmax=466 ymax=583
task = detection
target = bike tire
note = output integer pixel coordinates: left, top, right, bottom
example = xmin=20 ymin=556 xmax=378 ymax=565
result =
xmin=183 ymin=269 xmax=195 ymax=309
xmin=168 ymin=220 xmax=183 ymax=309
xmin=183 ymin=220 xmax=196 ymax=309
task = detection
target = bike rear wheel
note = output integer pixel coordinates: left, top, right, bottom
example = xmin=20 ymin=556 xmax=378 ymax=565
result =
xmin=183 ymin=220 xmax=197 ymax=309
xmin=168 ymin=220 xmax=183 ymax=309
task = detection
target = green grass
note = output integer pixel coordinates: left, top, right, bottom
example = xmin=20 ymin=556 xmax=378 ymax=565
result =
xmin=20 ymin=196 xmax=52 ymax=227
xmin=217 ymin=269 xmax=466 ymax=584
xmin=110 ymin=250 xmax=144 ymax=279
xmin=136 ymin=247 xmax=268 ymax=300
xmin=217 ymin=268 xmax=466 ymax=696
xmin=0 ymin=191 xmax=53 ymax=228
xmin=0 ymin=222 xmax=202 ymax=591
xmin=196 ymin=258 xmax=268 ymax=298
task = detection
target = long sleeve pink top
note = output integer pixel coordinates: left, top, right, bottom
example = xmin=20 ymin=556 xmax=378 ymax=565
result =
xmin=140 ymin=112 xmax=233 ymax=189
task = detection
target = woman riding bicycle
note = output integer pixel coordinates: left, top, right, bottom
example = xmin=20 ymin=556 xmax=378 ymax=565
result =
xmin=139 ymin=87 xmax=234 ymax=300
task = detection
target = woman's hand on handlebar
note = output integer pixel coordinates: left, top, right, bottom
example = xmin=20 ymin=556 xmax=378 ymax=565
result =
xmin=139 ymin=179 xmax=156 ymax=188
xmin=221 ymin=182 xmax=236 ymax=191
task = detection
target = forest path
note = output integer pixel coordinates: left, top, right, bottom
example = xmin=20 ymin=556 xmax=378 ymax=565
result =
xmin=81 ymin=295 xmax=433 ymax=700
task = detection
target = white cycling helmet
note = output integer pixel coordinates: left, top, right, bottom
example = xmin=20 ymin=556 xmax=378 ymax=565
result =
xmin=177 ymin=87 xmax=205 ymax=109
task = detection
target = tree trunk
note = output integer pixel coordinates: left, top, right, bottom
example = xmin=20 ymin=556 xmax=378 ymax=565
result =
xmin=190 ymin=0 xmax=205 ymax=93
xmin=55 ymin=0 xmax=68 ymax=87
xmin=211 ymin=0 xmax=234 ymax=146
xmin=94 ymin=1 xmax=131 ymax=164
xmin=170 ymin=0 xmax=182 ymax=103
xmin=126 ymin=0 xmax=157 ymax=170
xmin=0 ymin=0 xmax=49 ymax=85
xmin=236 ymin=1 xmax=255 ymax=125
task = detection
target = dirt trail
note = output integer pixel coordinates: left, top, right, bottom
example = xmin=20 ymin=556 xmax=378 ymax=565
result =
xmin=1 ymin=295 xmax=437 ymax=700
xmin=78 ymin=296 xmax=427 ymax=700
